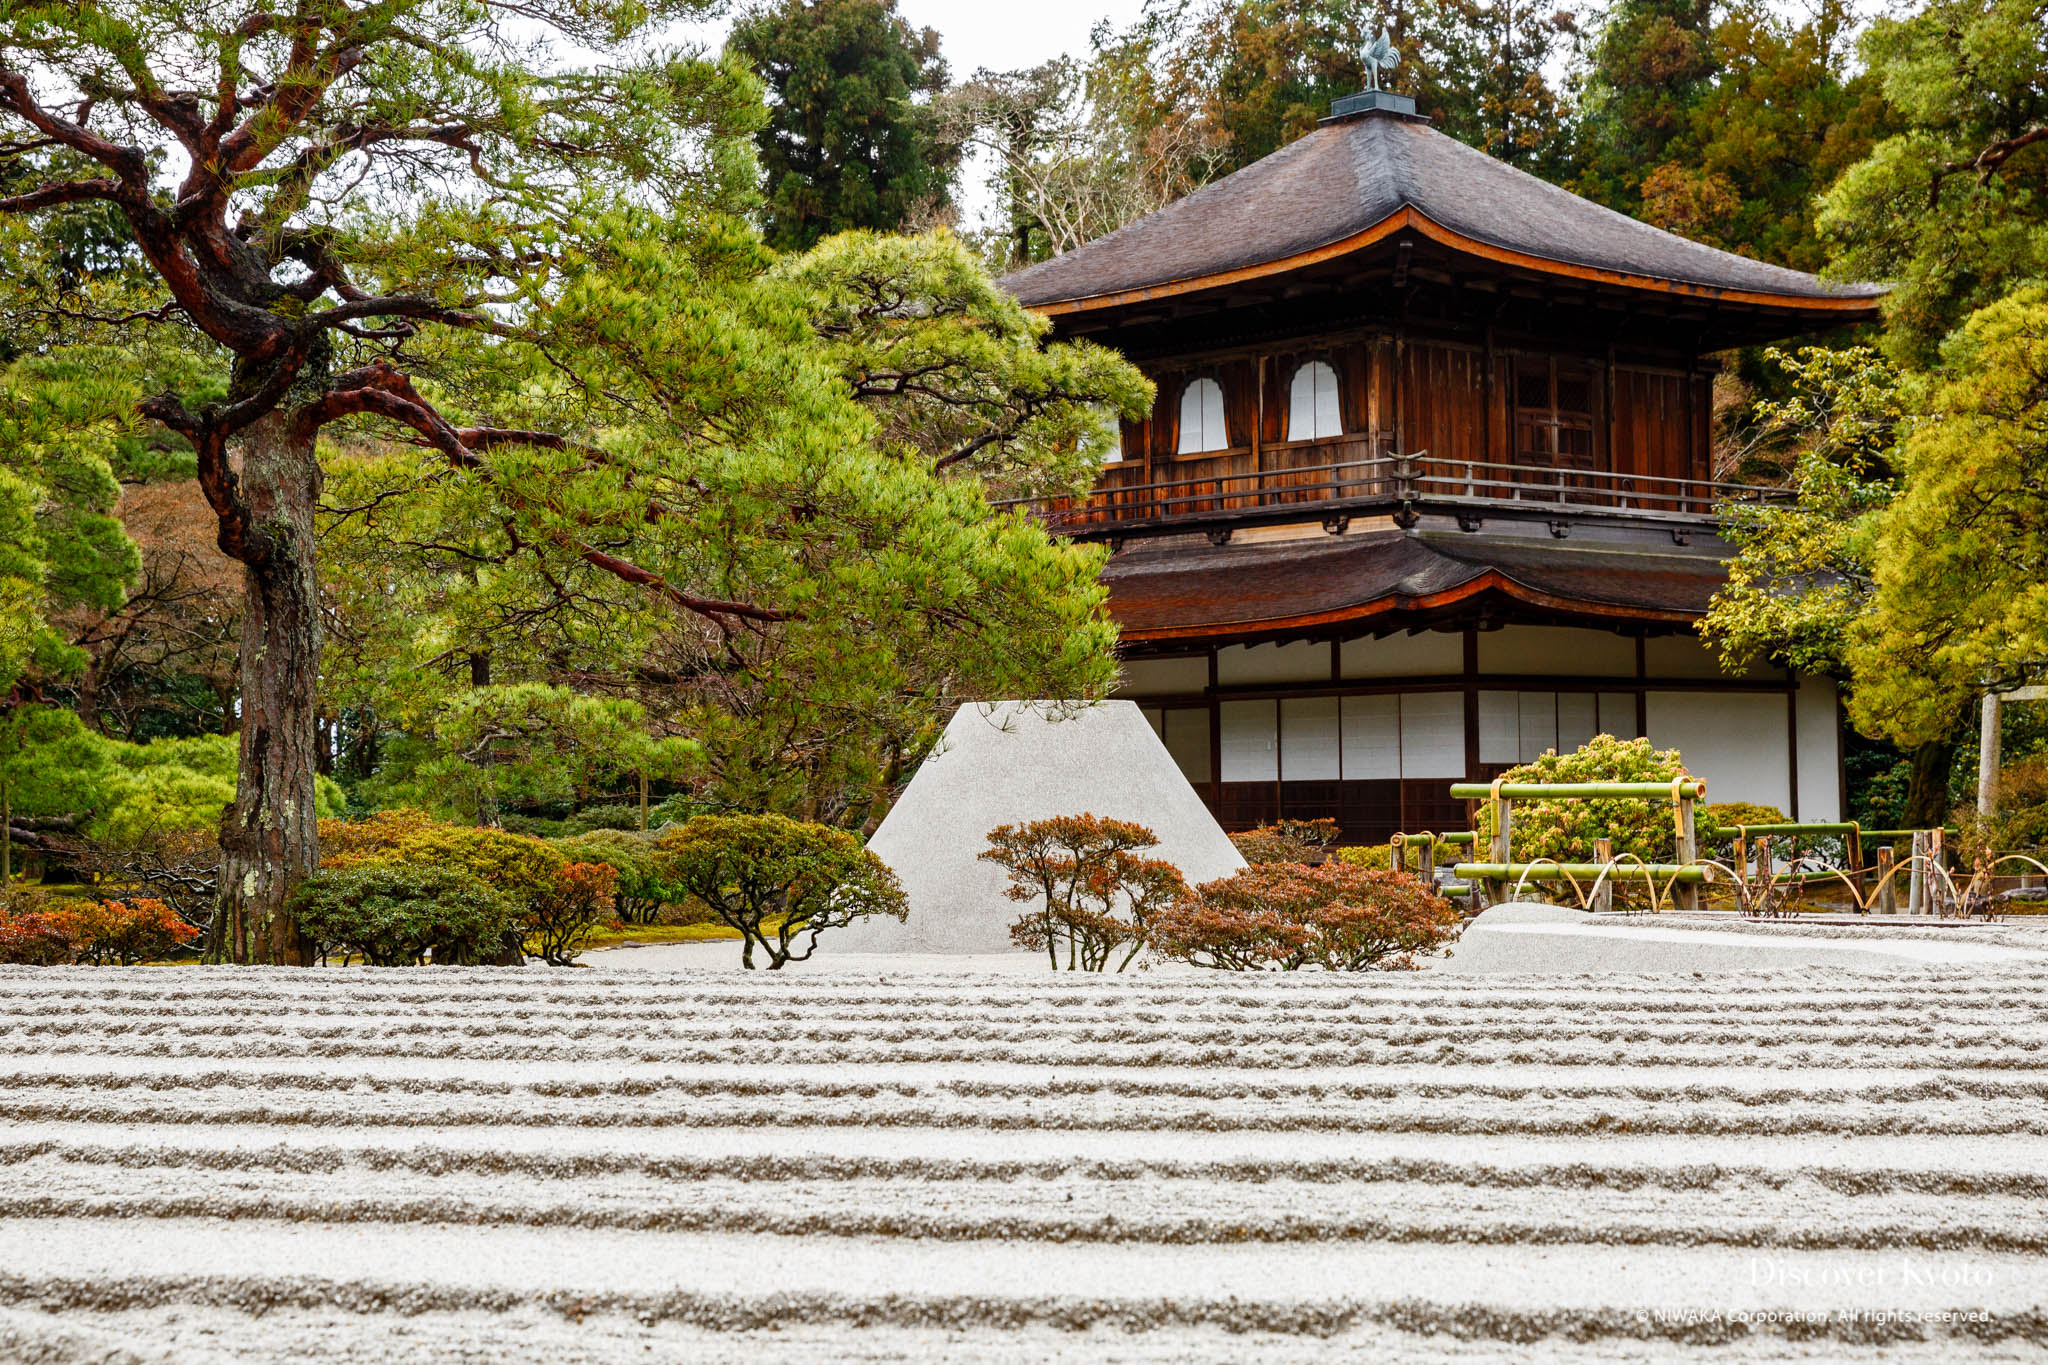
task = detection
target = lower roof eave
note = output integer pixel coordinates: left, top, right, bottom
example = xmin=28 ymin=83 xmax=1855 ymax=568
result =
xmin=1114 ymin=570 xmax=1703 ymax=646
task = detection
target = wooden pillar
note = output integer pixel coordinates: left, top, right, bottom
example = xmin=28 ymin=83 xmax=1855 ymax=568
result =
xmin=1592 ymin=837 xmax=1613 ymax=914
xmin=1489 ymin=794 xmax=1512 ymax=904
xmin=1908 ymin=831 xmax=1928 ymax=916
xmin=1786 ymin=690 xmax=1800 ymax=820
xmin=1876 ymin=846 xmax=1897 ymax=916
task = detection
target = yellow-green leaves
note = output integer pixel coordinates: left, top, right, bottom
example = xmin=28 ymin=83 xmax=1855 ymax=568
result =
xmin=1847 ymin=285 xmax=2048 ymax=745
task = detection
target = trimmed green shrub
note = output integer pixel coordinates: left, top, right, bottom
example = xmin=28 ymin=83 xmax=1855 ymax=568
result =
xmin=654 ymin=813 xmax=905 ymax=970
xmin=289 ymin=865 xmax=519 ymax=966
xmin=1335 ymin=843 xmax=1393 ymax=871
xmin=1474 ymin=735 xmax=1692 ymax=866
xmin=382 ymin=827 xmax=567 ymax=905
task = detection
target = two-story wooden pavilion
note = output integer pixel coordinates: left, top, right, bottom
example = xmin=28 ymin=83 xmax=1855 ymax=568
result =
xmin=1000 ymin=89 xmax=1885 ymax=843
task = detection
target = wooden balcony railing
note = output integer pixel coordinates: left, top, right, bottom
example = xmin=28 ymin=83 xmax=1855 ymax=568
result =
xmin=997 ymin=449 xmax=1788 ymax=537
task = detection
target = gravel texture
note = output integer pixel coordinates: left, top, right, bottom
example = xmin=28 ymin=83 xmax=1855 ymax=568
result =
xmin=2 ymin=959 xmax=2045 ymax=1361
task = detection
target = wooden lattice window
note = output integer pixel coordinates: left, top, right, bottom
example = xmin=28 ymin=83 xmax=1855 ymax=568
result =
xmin=1512 ymin=357 xmax=1597 ymax=478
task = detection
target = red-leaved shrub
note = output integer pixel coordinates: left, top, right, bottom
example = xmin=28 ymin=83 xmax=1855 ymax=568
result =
xmin=982 ymin=814 xmax=1187 ymax=971
xmin=0 ymin=895 xmax=198 ymax=966
xmin=1149 ymin=863 xmax=1462 ymax=971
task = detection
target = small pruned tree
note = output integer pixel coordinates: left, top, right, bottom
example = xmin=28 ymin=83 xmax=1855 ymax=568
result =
xmin=656 ymin=813 xmax=905 ymax=969
xmin=980 ymin=814 xmax=1188 ymax=971
xmin=1149 ymin=862 xmax=1461 ymax=972
xmin=524 ymin=861 xmax=617 ymax=966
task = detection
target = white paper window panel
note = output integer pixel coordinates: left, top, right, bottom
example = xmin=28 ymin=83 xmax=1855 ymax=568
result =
xmin=1557 ymin=692 xmax=1599 ymax=751
xmin=1162 ymin=707 xmax=1212 ymax=785
xmin=1279 ymin=697 xmax=1341 ymax=780
xmin=1218 ymin=699 xmax=1277 ymax=781
xmin=1400 ymin=691 xmax=1466 ymax=778
xmin=1517 ymin=692 xmax=1558 ymax=762
xmin=1117 ymin=654 xmax=1209 ymax=696
xmin=1341 ymin=630 xmax=1463 ymax=678
xmin=1645 ymin=691 xmax=1790 ymax=812
xmin=1177 ymin=378 xmax=1227 ymax=454
xmin=1289 ymin=361 xmax=1342 ymax=440
xmin=1099 ymin=407 xmax=1126 ymax=462
xmin=1139 ymin=706 xmax=1163 ymax=739
xmin=1795 ymin=675 xmax=1841 ymax=821
xmin=1216 ymin=640 xmax=1330 ymax=686
xmin=1599 ymin=691 xmax=1637 ymax=740
xmin=1478 ymin=691 xmax=1519 ymax=764
xmin=1340 ymin=694 xmax=1401 ymax=779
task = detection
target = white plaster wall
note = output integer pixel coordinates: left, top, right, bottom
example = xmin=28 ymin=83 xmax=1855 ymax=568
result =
xmin=1645 ymin=691 xmax=1792 ymax=813
xmin=1477 ymin=626 xmax=1636 ymax=677
xmin=1117 ymin=655 xmax=1209 ymax=696
xmin=1217 ymin=641 xmax=1330 ymax=686
xmin=1796 ymin=674 xmax=1842 ymax=822
xmin=1645 ymin=634 xmax=1784 ymax=681
xmin=1340 ymin=631 xmax=1463 ymax=678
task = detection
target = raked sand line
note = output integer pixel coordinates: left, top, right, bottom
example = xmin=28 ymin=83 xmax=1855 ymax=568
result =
xmin=1 ymin=964 xmax=2045 ymax=1359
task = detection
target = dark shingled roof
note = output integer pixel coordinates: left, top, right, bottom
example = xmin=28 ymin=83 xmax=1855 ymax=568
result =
xmin=1102 ymin=530 xmax=1728 ymax=641
xmin=1004 ymin=112 xmax=1884 ymax=311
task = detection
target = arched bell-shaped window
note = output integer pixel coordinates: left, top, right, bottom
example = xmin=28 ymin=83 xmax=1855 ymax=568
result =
xmin=1288 ymin=360 xmax=1343 ymax=440
xmin=1097 ymin=406 xmax=1126 ymax=463
xmin=1176 ymin=377 xmax=1227 ymax=454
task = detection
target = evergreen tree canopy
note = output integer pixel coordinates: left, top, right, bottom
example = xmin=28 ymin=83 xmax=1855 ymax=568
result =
xmin=1848 ymin=286 xmax=2048 ymax=746
xmin=729 ymin=0 xmax=955 ymax=251
xmin=1819 ymin=0 xmax=2048 ymax=364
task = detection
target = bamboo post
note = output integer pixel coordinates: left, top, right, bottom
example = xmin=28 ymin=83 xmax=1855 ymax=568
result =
xmin=1389 ymin=837 xmax=1406 ymax=874
xmin=1876 ymin=846 xmax=1897 ymax=915
xmin=1908 ymin=831 xmax=1928 ymax=916
xmin=1592 ymin=838 xmax=1612 ymax=913
xmin=1930 ymin=827 xmax=1948 ymax=917
xmin=1754 ymin=836 xmax=1773 ymax=915
xmin=1488 ymin=782 xmax=1511 ymax=904
xmin=1673 ymin=782 xmax=1699 ymax=911
xmin=1418 ymin=836 xmax=1435 ymax=882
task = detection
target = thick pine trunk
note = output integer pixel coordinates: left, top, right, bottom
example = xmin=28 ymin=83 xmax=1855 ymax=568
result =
xmin=1902 ymin=739 xmax=1958 ymax=832
xmin=210 ymin=412 xmax=322 ymax=966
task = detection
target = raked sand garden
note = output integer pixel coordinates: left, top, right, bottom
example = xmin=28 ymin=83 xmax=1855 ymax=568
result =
xmin=4 ymin=914 xmax=2048 ymax=1363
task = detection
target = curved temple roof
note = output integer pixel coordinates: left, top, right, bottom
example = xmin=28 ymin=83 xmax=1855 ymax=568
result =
xmin=1003 ymin=110 xmax=1884 ymax=317
xmin=1102 ymin=531 xmax=1729 ymax=644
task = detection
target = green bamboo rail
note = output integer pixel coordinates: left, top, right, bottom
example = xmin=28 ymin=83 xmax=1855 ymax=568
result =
xmin=1448 ymin=781 xmax=1708 ymax=800
xmin=1391 ymin=831 xmax=1476 ymax=847
xmin=1454 ymin=862 xmax=1711 ymax=883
